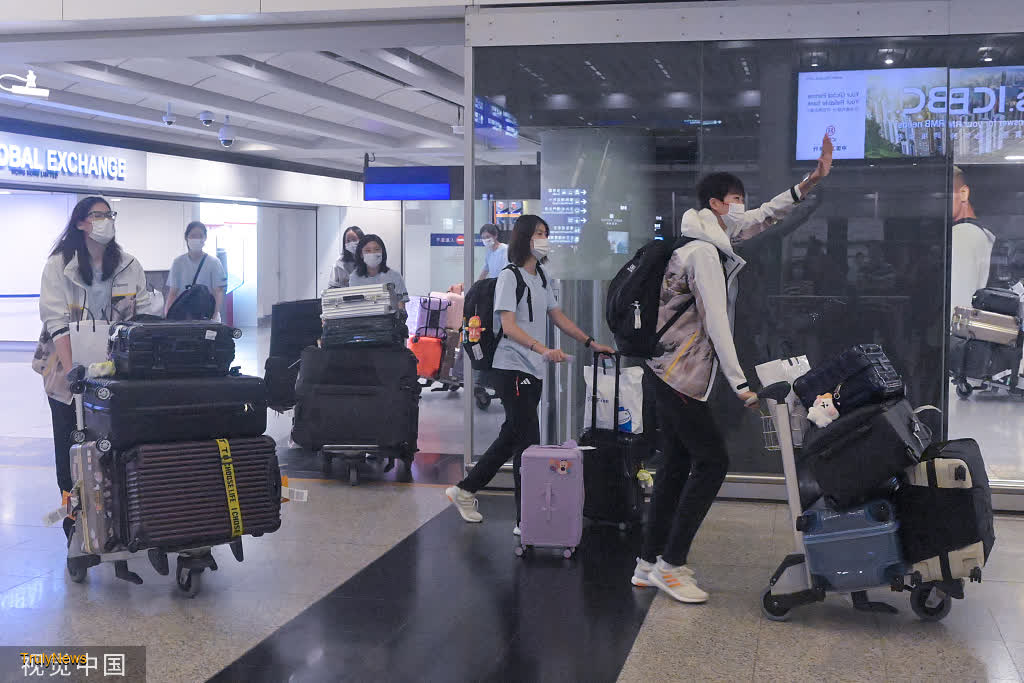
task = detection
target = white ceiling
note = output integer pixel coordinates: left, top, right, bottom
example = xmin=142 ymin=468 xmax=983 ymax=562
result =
xmin=0 ymin=21 xmax=534 ymax=174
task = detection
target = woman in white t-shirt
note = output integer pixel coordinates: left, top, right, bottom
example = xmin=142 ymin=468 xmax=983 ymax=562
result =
xmin=445 ymin=215 xmax=613 ymax=533
xmin=165 ymin=221 xmax=228 ymax=319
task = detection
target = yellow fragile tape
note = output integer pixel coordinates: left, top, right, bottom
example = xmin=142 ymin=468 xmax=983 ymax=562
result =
xmin=216 ymin=439 xmax=244 ymax=537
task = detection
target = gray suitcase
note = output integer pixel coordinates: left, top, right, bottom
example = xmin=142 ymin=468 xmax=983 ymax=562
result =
xmin=322 ymin=284 xmax=399 ymax=320
xmin=951 ymin=306 xmax=1019 ymax=346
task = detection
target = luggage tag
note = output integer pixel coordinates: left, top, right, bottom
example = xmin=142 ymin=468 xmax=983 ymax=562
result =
xmin=280 ymin=475 xmax=309 ymax=503
xmin=637 ymin=467 xmax=654 ymax=488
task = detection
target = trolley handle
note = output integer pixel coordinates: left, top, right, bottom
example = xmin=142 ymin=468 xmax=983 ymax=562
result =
xmin=758 ymin=381 xmax=791 ymax=404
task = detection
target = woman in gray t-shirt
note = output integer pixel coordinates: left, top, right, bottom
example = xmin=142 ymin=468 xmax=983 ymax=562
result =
xmin=165 ymin=221 xmax=228 ymax=319
xmin=348 ymin=234 xmax=410 ymax=307
xmin=444 ymin=215 xmax=613 ymax=533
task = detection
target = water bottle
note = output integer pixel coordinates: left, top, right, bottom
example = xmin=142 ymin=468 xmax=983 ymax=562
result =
xmin=617 ymin=406 xmax=632 ymax=433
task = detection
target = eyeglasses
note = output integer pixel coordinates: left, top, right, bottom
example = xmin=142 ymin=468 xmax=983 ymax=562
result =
xmin=87 ymin=211 xmax=117 ymax=220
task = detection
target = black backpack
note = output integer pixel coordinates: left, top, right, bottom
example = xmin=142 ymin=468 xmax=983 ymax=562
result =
xmin=463 ymin=264 xmax=546 ymax=371
xmin=606 ymin=236 xmax=705 ymax=358
xmin=166 ymin=254 xmax=216 ymax=321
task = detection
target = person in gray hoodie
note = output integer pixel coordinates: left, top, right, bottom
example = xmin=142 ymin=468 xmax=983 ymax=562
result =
xmin=631 ymin=134 xmax=833 ymax=604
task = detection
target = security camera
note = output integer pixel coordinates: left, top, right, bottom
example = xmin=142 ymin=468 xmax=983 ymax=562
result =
xmin=162 ymin=103 xmax=176 ymax=126
xmin=218 ymin=116 xmax=236 ymax=148
xmin=197 ymin=110 xmax=215 ymax=127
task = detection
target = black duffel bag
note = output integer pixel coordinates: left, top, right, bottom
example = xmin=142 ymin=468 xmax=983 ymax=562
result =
xmin=802 ymin=398 xmax=931 ymax=509
xmin=793 ymin=343 xmax=904 ymax=414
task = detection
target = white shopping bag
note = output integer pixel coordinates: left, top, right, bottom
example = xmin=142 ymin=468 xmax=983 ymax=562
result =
xmin=69 ymin=318 xmax=113 ymax=367
xmin=583 ymin=362 xmax=644 ymax=434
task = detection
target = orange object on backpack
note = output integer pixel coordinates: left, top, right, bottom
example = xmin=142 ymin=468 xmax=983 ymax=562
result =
xmin=409 ymin=336 xmax=443 ymax=379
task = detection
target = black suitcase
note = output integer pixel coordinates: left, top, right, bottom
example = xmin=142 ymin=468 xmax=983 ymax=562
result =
xmin=972 ymin=287 xmax=1020 ymax=317
xmin=949 ymin=336 xmax=1021 ymax=381
xmin=83 ymin=375 xmax=268 ymax=451
xmin=292 ymin=347 xmax=420 ymax=454
xmin=802 ymin=398 xmax=930 ymax=509
xmin=895 ymin=439 xmax=995 ymax=581
xmin=295 ymin=345 xmax=419 ymax=390
xmin=109 ymin=320 xmax=238 ymax=379
xmin=264 ymin=356 xmax=299 ymax=411
xmin=123 ymin=437 xmax=282 ymax=552
xmin=578 ymin=354 xmax=645 ymax=527
xmin=321 ymin=314 xmax=408 ymax=349
xmin=270 ymin=299 xmax=322 ymax=359
xmin=793 ymin=343 xmax=904 ymax=412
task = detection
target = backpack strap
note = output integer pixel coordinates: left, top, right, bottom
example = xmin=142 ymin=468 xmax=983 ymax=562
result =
xmin=189 ymin=254 xmax=207 ymax=290
xmin=505 ymin=264 xmax=535 ymax=322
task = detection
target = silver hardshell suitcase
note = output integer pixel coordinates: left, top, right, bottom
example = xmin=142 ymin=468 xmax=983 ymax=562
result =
xmin=322 ymin=284 xmax=399 ymax=320
xmin=951 ymin=306 xmax=1019 ymax=347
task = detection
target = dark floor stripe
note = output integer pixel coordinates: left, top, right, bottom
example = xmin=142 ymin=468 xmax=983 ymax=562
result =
xmin=209 ymin=498 xmax=656 ymax=683
xmin=276 ymin=448 xmax=467 ymax=485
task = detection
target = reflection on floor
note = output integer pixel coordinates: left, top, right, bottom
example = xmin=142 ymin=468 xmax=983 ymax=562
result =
xmin=212 ymin=498 xmax=655 ymax=683
xmin=948 ymin=382 xmax=1024 ymax=481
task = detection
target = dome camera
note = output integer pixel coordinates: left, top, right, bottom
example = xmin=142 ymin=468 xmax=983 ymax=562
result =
xmin=197 ymin=110 xmax=215 ymax=127
xmin=162 ymin=103 xmax=176 ymax=126
xmin=218 ymin=116 xmax=236 ymax=148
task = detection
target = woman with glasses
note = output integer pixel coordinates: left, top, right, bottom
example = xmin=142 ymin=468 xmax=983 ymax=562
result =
xmin=34 ymin=196 xmax=150 ymax=539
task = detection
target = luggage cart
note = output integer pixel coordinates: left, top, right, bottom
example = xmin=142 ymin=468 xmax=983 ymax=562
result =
xmin=759 ymin=381 xmax=958 ymax=623
xmin=320 ymin=443 xmax=414 ymax=485
xmin=63 ymin=380 xmax=235 ymax=597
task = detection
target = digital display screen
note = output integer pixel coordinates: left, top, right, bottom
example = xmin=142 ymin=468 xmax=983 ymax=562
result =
xmin=474 ymin=96 xmax=519 ymax=147
xmin=796 ymin=66 xmax=1024 ymax=163
xmin=363 ymin=166 xmax=452 ymax=201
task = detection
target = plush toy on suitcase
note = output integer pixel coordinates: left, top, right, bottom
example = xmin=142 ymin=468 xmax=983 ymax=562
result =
xmin=516 ymin=441 xmax=584 ymax=559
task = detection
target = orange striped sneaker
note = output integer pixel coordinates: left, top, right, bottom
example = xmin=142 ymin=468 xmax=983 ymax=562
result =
xmin=632 ymin=557 xmax=693 ymax=588
xmin=649 ymin=560 xmax=708 ymax=603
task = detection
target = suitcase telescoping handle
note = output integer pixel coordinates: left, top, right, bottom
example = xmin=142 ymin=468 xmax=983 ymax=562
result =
xmin=590 ymin=351 xmax=621 ymax=432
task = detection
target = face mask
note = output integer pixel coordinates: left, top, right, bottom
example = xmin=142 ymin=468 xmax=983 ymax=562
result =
xmin=531 ymin=238 xmax=551 ymax=260
xmin=719 ymin=202 xmax=750 ymax=236
xmin=363 ymin=253 xmax=383 ymax=268
xmin=345 ymin=241 xmax=359 ymax=254
xmin=482 ymin=238 xmax=495 ymax=249
xmin=89 ymin=218 xmax=115 ymax=245
xmin=187 ymin=238 xmax=205 ymax=253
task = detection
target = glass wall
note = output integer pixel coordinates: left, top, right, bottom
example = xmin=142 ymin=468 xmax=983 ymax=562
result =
xmin=473 ymin=34 xmax=1024 ymax=485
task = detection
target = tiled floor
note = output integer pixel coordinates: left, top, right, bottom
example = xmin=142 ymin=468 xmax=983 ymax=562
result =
xmin=620 ymin=503 xmax=1024 ymax=683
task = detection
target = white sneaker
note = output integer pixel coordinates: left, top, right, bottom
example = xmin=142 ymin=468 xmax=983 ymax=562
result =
xmin=513 ymin=525 xmax=521 ymax=537
xmin=445 ymin=486 xmax=483 ymax=523
xmin=632 ymin=557 xmax=692 ymax=587
xmin=649 ymin=559 xmax=708 ymax=603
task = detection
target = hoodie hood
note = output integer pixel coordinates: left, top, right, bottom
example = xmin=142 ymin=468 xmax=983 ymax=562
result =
xmin=679 ymin=208 xmax=745 ymax=269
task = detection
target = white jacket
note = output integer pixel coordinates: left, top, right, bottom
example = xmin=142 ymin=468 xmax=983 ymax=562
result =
xmin=35 ymin=250 xmax=150 ymax=403
xmin=647 ymin=186 xmax=803 ymax=401
xmin=950 ymin=220 xmax=995 ymax=318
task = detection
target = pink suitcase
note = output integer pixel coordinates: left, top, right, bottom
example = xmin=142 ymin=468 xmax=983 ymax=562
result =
xmin=409 ymin=295 xmax=451 ymax=338
xmin=432 ymin=291 xmax=464 ymax=330
xmin=516 ymin=441 xmax=584 ymax=559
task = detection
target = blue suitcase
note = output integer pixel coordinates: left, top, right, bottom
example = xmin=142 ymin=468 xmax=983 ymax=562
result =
xmin=797 ymin=499 xmax=905 ymax=592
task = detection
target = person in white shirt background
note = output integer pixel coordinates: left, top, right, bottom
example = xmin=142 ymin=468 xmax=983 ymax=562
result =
xmin=165 ymin=221 xmax=228 ymax=320
xmin=950 ymin=165 xmax=996 ymax=319
xmin=328 ymin=225 xmax=365 ymax=289
xmin=476 ymin=223 xmax=509 ymax=281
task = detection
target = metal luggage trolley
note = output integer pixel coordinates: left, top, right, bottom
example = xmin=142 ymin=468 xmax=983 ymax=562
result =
xmin=64 ymin=382 xmax=223 ymax=597
xmin=758 ymin=382 xmax=957 ymax=623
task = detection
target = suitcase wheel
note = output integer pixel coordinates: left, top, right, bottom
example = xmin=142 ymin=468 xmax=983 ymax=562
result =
xmin=97 ymin=439 xmax=112 ymax=454
xmin=761 ymin=587 xmax=792 ymax=622
xmin=562 ymin=548 xmax=574 ymax=560
xmin=67 ymin=562 xmax=87 ymax=584
xmin=71 ymin=430 xmax=87 ymax=445
xmin=910 ymin=584 xmax=952 ymax=621
xmin=231 ymin=328 xmax=243 ymax=339
xmin=96 ymin=387 xmax=112 ymax=401
xmin=514 ymin=545 xmax=525 ymax=558
xmin=176 ymin=568 xmax=202 ymax=598
xmin=955 ymin=382 xmax=973 ymax=399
